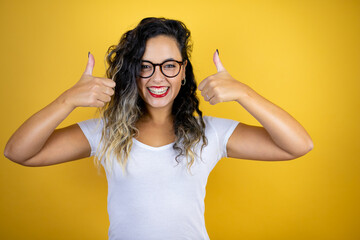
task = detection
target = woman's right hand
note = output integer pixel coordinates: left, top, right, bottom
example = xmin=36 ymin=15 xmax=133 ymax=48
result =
xmin=4 ymin=52 xmax=116 ymax=165
xmin=61 ymin=52 xmax=116 ymax=109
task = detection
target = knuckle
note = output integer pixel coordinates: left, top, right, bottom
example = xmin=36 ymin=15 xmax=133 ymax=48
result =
xmin=99 ymin=102 xmax=105 ymax=107
xmin=91 ymin=79 xmax=100 ymax=87
xmin=91 ymin=84 xmax=100 ymax=91
xmin=89 ymin=99 xmax=97 ymax=106
xmin=104 ymin=78 xmax=115 ymax=86
xmin=110 ymin=80 xmax=116 ymax=87
xmin=108 ymin=88 xmax=115 ymax=95
xmin=90 ymin=91 xmax=97 ymax=98
xmin=208 ymin=80 xmax=215 ymax=88
xmin=213 ymin=86 xmax=220 ymax=94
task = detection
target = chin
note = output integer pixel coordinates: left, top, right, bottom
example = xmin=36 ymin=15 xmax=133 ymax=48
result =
xmin=141 ymin=88 xmax=179 ymax=110
xmin=145 ymin=98 xmax=174 ymax=109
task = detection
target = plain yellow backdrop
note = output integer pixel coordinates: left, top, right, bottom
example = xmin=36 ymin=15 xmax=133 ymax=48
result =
xmin=1 ymin=0 xmax=359 ymax=239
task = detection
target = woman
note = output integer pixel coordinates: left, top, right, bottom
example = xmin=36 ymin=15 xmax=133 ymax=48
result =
xmin=4 ymin=17 xmax=313 ymax=239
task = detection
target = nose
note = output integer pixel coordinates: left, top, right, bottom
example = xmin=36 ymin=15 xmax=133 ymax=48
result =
xmin=152 ymin=65 xmax=166 ymax=81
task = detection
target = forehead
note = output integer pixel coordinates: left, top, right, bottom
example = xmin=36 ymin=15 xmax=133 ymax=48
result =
xmin=142 ymin=35 xmax=182 ymax=62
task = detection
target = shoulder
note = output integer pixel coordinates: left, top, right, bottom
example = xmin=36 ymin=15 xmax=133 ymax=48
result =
xmin=202 ymin=115 xmax=239 ymax=128
xmin=77 ymin=118 xmax=104 ymax=136
xmin=201 ymin=115 xmax=240 ymax=143
xmin=78 ymin=117 xmax=103 ymax=127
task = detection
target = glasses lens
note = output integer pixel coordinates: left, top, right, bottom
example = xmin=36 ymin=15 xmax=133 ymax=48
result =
xmin=161 ymin=61 xmax=181 ymax=77
xmin=139 ymin=62 xmax=154 ymax=78
xmin=139 ymin=60 xmax=182 ymax=78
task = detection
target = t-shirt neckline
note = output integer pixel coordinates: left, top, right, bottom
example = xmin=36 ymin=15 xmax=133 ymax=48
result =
xmin=133 ymin=138 xmax=174 ymax=151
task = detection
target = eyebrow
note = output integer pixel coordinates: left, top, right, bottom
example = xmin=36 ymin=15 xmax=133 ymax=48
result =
xmin=141 ymin=58 xmax=177 ymax=63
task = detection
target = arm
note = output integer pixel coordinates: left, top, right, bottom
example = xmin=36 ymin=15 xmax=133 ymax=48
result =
xmin=198 ymin=50 xmax=313 ymax=160
xmin=4 ymin=53 xmax=115 ymax=166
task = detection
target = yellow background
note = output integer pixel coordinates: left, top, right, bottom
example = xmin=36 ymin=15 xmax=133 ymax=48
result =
xmin=1 ymin=0 xmax=359 ymax=239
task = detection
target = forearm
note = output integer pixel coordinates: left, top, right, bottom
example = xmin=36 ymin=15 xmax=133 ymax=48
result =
xmin=4 ymin=92 xmax=75 ymax=162
xmin=236 ymin=83 xmax=313 ymax=156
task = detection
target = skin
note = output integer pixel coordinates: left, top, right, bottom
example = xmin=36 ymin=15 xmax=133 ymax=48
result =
xmin=135 ymin=35 xmax=187 ymax=147
xmin=3 ymin=52 xmax=113 ymax=166
xmin=3 ymin=34 xmax=313 ymax=167
xmin=199 ymin=51 xmax=314 ymax=159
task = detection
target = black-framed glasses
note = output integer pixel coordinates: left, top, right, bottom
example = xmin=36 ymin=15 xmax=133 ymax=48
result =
xmin=138 ymin=59 xmax=185 ymax=78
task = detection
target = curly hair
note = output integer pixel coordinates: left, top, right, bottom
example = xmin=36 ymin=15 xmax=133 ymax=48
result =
xmin=95 ymin=17 xmax=207 ymax=177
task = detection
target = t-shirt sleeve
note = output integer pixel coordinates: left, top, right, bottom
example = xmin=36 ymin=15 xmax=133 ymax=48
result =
xmin=77 ymin=118 xmax=103 ymax=157
xmin=205 ymin=116 xmax=240 ymax=159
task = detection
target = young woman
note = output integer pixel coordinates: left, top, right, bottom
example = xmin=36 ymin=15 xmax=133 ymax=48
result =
xmin=4 ymin=17 xmax=313 ymax=239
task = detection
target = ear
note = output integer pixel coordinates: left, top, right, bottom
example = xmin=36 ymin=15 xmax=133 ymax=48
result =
xmin=183 ymin=59 xmax=188 ymax=78
xmin=184 ymin=59 xmax=188 ymax=69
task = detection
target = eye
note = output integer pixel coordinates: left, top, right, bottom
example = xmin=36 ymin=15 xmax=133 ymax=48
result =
xmin=164 ymin=64 xmax=176 ymax=68
xmin=141 ymin=64 xmax=153 ymax=72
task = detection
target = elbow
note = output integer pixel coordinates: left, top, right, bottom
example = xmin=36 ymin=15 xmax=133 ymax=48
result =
xmin=4 ymin=144 xmax=29 ymax=166
xmin=3 ymin=143 xmax=13 ymax=161
xmin=290 ymin=140 xmax=314 ymax=159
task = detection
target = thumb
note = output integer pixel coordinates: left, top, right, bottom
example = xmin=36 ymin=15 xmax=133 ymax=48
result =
xmin=84 ymin=51 xmax=95 ymax=75
xmin=213 ymin=49 xmax=226 ymax=72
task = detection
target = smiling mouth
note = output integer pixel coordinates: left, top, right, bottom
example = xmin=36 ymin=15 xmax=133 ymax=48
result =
xmin=147 ymin=87 xmax=170 ymax=98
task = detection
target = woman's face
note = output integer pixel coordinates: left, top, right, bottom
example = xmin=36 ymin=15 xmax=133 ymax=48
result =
xmin=136 ymin=35 xmax=187 ymax=112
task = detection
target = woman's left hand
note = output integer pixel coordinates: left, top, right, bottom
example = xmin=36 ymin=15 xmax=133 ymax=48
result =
xmin=198 ymin=50 xmax=248 ymax=105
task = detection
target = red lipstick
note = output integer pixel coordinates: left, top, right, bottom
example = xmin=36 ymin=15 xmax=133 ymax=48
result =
xmin=147 ymin=86 xmax=170 ymax=98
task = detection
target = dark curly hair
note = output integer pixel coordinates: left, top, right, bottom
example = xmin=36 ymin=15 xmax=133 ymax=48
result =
xmin=96 ymin=17 xmax=207 ymax=176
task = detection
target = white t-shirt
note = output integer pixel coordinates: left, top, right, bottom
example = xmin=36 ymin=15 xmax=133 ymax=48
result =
xmin=77 ymin=116 xmax=239 ymax=240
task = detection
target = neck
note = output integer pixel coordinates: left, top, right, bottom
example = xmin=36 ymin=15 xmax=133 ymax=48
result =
xmin=141 ymin=105 xmax=174 ymax=125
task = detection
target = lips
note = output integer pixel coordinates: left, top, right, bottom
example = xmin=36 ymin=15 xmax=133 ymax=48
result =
xmin=147 ymin=86 xmax=170 ymax=98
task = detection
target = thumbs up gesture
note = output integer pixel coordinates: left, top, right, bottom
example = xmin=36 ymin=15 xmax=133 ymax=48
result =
xmin=198 ymin=50 xmax=246 ymax=105
xmin=61 ymin=52 xmax=116 ymax=109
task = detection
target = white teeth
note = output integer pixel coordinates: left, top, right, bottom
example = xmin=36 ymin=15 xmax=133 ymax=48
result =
xmin=148 ymin=87 xmax=169 ymax=94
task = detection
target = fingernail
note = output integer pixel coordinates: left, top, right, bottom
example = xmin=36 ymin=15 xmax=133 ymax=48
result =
xmin=216 ymin=49 xmax=219 ymax=56
xmin=88 ymin=51 xmax=90 ymax=58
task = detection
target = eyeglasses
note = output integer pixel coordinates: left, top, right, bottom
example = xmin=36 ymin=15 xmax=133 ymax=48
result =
xmin=138 ymin=59 xmax=185 ymax=78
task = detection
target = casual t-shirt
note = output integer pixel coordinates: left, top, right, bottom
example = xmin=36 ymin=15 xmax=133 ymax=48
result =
xmin=77 ymin=116 xmax=239 ymax=240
